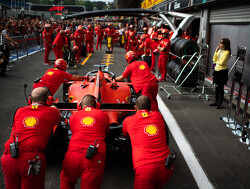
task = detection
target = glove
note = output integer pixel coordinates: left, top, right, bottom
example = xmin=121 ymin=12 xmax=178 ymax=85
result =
xmin=28 ymin=159 xmax=41 ymax=176
xmin=111 ymin=75 xmax=116 ymax=81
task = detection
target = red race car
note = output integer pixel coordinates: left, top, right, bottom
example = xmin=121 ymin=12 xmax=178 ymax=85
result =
xmin=47 ymin=65 xmax=137 ymax=158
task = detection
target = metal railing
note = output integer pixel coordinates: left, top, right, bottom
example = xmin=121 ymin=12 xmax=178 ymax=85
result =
xmin=9 ymin=33 xmax=44 ymax=62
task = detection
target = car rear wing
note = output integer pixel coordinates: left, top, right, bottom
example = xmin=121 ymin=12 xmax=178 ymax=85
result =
xmin=54 ymin=103 xmax=136 ymax=112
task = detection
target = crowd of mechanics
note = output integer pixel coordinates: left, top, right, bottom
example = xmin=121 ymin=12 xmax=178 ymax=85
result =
xmin=0 ymin=16 xmax=199 ymax=189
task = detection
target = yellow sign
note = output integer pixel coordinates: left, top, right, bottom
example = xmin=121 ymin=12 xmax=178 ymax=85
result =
xmin=141 ymin=0 xmax=147 ymax=9
xmin=23 ymin=117 xmax=39 ymax=128
xmin=81 ymin=117 xmax=95 ymax=126
xmin=141 ymin=0 xmax=165 ymax=9
xmin=144 ymin=124 xmax=159 ymax=136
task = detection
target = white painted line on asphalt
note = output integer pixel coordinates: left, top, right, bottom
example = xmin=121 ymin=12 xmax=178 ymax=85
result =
xmin=157 ymin=95 xmax=215 ymax=189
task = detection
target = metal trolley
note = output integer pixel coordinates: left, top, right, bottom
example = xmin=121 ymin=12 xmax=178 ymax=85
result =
xmin=159 ymin=44 xmax=209 ymax=99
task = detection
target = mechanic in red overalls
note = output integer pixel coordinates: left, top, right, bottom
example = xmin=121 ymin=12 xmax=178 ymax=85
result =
xmin=123 ymin=95 xmax=174 ymax=189
xmin=137 ymin=28 xmax=150 ymax=57
xmin=150 ymin=26 xmax=158 ymax=39
xmin=104 ymin=23 xmax=115 ymax=52
xmin=94 ymin=23 xmax=99 ymax=36
xmin=158 ymin=29 xmax=163 ymax=41
xmin=1 ymin=87 xmax=61 ymax=189
xmin=127 ymin=32 xmax=138 ymax=53
xmin=124 ymin=30 xmax=129 ymax=51
xmin=74 ymin=25 xmax=85 ymax=62
xmin=85 ymin=25 xmax=94 ymax=53
xmin=141 ymin=27 xmax=150 ymax=40
xmin=60 ymin=95 xmax=109 ymax=189
xmin=95 ymin=24 xmax=104 ymax=50
xmin=52 ymin=30 xmax=66 ymax=60
xmin=157 ymin=29 xmax=171 ymax=81
xmin=64 ymin=29 xmax=72 ymax=50
xmin=33 ymin=59 xmax=84 ymax=96
xmin=115 ymin=51 xmax=159 ymax=111
xmin=42 ymin=24 xmax=53 ymax=65
xmin=144 ymin=33 xmax=159 ymax=71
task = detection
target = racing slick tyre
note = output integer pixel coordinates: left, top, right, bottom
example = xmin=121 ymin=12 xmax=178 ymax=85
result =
xmin=141 ymin=55 xmax=152 ymax=68
xmin=81 ymin=45 xmax=87 ymax=57
xmin=170 ymin=37 xmax=199 ymax=57
xmin=167 ymin=59 xmax=198 ymax=87
xmin=63 ymin=50 xmax=70 ymax=64
xmin=45 ymin=131 xmax=57 ymax=162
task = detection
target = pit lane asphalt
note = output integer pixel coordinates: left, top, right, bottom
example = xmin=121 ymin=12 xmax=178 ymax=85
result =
xmin=0 ymin=44 xmax=249 ymax=189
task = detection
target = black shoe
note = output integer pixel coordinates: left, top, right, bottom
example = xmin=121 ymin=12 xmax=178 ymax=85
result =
xmin=210 ymin=102 xmax=218 ymax=106
xmin=216 ymin=104 xmax=223 ymax=109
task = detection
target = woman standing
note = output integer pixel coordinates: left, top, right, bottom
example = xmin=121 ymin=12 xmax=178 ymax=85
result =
xmin=210 ymin=38 xmax=231 ymax=109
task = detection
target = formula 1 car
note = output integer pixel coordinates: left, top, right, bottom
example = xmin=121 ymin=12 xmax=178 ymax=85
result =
xmin=47 ymin=65 xmax=137 ymax=158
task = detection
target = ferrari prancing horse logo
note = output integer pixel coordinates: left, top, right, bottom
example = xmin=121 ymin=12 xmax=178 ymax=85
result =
xmin=81 ymin=117 xmax=95 ymax=126
xmin=144 ymin=124 xmax=159 ymax=136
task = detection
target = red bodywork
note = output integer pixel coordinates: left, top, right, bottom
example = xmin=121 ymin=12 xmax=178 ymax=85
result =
xmin=67 ymin=69 xmax=132 ymax=125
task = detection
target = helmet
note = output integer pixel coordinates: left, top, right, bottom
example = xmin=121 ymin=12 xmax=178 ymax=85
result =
xmin=140 ymin=35 xmax=145 ymax=41
xmin=65 ymin=29 xmax=71 ymax=35
xmin=70 ymin=34 xmax=74 ymax=40
xmin=125 ymin=51 xmax=138 ymax=64
xmin=125 ymin=30 xmax=129 ymax=35
xmin=151 ymin=33 xmax=158 ymax=39
xmin=162 ymin=29 xmax=169 ymax=34
xmin=73 ymin=46 xmax=79 ymax=52
xmin=108 ymin=23 xmax=112 ymax=27
xmin=87 ymin=25 xmax=92 ymax=29
xmin=54 ymin=59 xmax=67 ymax=71
xmin=130 ymin=32 xmax=135 ymax=37
xmin=78 ymin=25 xmax=83 ymax=31
xmin=45 ymin=24 xmax=51 ymax=28
xmin=143 ymin=27 xmax=148 ymax=31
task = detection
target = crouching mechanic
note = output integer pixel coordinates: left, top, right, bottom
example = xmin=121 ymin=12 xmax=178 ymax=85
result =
xmin=123 ymin=95 xmax=174 ymax=189
xmin=60 ymin=95 xmax=110 ymax=189
xmin=33 ymin=59 xmax=85 ymax=95
xmin=1 ymin=87 xmax=61 ymax=189
xmin=115 ymin=51 xmax=159 ymax=111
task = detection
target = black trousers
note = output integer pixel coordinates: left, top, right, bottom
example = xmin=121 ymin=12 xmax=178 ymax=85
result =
xmin=215 ymin=83 xmax=224 ymax=104
xmin=213 ymin=69 xmax=228 ymax=104
xmin=0 ymin=44 xmax=10 ymax=72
